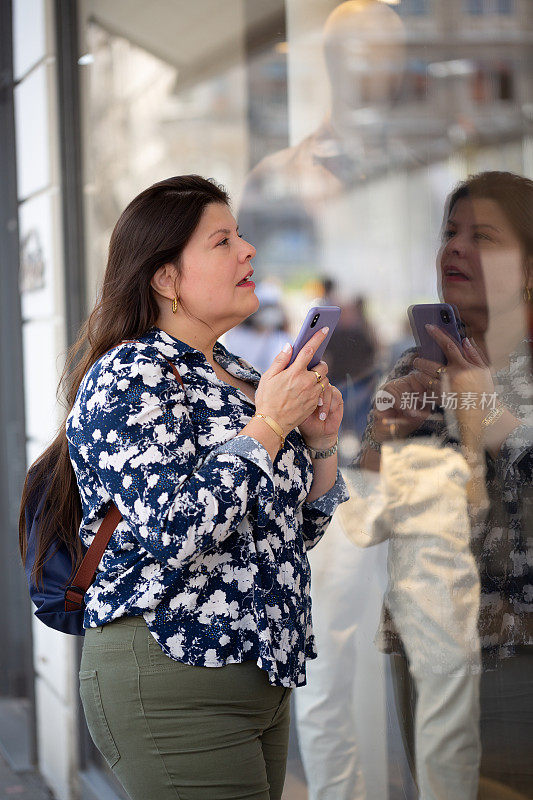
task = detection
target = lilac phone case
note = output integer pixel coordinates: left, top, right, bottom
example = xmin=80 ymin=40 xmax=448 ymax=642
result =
xmin=408 ymin=303 xmax=463 ymax=365
xmin=287 ymin=306 xmax=341 ymax=369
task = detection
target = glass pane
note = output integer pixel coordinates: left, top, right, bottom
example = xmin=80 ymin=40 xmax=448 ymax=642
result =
xmin=78 ymin=1 xmax=533 ymax=798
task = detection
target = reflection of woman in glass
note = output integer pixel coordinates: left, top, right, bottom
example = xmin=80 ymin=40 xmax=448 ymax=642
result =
xmin=358 ymin=172 xmax=533 ymax=797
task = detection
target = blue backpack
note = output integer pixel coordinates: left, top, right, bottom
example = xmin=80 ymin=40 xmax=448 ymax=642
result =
xmin=24 ymin=483 xmax=122 ymax=636
xmin=24 ymin=355 xmax=183 ymax=636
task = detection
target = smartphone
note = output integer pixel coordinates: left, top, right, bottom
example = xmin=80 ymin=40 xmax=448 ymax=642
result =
xmin=449 ymin=304 xmax=466 ymax=339
xmin=408 ymin=303 xmax=463 ymax=365
xmin=287 ymin=306 xmax=341 ymax=369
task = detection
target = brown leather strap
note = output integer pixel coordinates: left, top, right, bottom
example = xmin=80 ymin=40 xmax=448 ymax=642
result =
xmin=65 ymin=348 xmax=184 ymax=612
xmin=166 ymin=361 xmax=184 ymax=389
xmin=65 ymin=504 xmax=122 ymax=611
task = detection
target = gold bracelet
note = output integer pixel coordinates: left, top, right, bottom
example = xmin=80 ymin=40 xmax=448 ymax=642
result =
xmin=252 ymin=413 xmax=285 ymax=449
xmin=481 ymin=404 xmax=505 ymax=428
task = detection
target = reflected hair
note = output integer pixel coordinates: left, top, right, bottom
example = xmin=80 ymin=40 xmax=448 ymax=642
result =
xmin=445 ymin=171 xmax=533 ymax=282
xmin=19 ymin=175 xmax=229 ymax=585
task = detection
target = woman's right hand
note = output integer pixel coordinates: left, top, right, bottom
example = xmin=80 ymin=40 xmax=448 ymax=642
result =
xmin=255 ymin=328 xmax=330 ymax=435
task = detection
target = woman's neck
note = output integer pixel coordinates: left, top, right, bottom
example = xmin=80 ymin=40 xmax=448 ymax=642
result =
xmin=467 ymin=305 xmax=528 ymax=370
xmin=155 ymin=315 xmax=220 ymax=366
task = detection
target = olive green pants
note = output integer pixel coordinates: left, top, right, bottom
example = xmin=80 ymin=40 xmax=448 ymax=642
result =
xmin=79 ymin=616 xmax=292 ymax=800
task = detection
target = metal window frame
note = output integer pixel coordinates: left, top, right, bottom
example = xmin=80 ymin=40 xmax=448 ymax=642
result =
xmin=54 ymin=0 xmax=87 ymax=348
xmin=0 ymin=0 xmax=37 ymax=770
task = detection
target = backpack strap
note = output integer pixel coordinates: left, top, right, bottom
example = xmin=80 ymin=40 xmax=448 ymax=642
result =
xmin=65 ymin=355 xmax=184 ymax=612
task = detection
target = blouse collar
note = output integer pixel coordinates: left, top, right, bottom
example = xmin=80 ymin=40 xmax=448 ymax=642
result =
xmin=141 ymin=326 xmax=261 ymax=385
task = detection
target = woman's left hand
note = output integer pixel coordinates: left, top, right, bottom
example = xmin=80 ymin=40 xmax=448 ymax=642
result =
xmin=298 ymin=376 xmax=343 ymax=451
xmin=415 ymin=325 xmax=495 ymax=438
xmin=417 ymin=325 xmax=523 ymax=461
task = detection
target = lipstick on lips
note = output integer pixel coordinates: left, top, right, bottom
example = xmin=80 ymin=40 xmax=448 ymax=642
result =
xmin=443 ymin=265 xmax=470 ymax=282
xmin=236 ymin=269 xmax=255 ymax=288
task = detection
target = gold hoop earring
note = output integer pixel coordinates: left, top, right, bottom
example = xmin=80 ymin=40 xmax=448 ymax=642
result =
xmin=523 ymin=287 xmax=533 ymax=304
xmin=171 ymin=296 xmax=178 ymax=314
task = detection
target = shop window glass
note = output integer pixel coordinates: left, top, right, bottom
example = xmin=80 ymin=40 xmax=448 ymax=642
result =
xmin=78 ymin=2 xmax=533 ymax=799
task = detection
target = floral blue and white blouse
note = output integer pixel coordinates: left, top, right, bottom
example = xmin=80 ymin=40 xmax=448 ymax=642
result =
xmin=66 ymin=326 xmax=348 ymax=687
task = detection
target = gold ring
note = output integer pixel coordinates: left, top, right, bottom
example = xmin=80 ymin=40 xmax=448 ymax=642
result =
xmin=320 ymin=381 xmax=326 ymax=391
xmin=435 ymin=366 xmax=445 ymax=379
xmin=313 ymin=370 xmax=322 ymax=384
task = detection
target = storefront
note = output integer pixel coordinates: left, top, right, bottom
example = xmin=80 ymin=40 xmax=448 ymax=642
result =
xmin=3 ymin=1 xmax=532 ymax=798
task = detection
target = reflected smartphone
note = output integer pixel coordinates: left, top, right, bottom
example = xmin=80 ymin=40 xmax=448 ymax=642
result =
xmin=408 ymin=303 xmax=464 ymax=365
xmin=287 ymin=306 xmax=341 ymax=369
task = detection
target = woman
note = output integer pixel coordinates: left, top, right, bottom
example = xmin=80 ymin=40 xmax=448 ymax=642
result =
xmin=358 ymin=171 xmax=532 ymax=797
xmin=20 ymin=175 xmax=347 ymax=800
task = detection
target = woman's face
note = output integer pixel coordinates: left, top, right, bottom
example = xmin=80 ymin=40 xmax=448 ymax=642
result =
xmin=437 ymin=196 xmax=528 ymax=330
xmin=178 ymin=203 xmax=259 ymax=331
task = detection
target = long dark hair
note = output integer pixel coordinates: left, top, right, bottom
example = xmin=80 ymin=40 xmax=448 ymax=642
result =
xmin=444 ymin=170 xmax=533 ymax=286
xmin=19 ymin=175 xmax=229 ymax=585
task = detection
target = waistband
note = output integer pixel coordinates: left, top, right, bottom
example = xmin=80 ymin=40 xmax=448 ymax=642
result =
xmin=89 ymin=614 xmax=148 ymax=630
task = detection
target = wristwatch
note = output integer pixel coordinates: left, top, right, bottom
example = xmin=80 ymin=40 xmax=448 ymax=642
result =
xmin=481 ymin=402 xmax=505 ymax=428
xmin=307 ymin=437 xmax=339 ymax=459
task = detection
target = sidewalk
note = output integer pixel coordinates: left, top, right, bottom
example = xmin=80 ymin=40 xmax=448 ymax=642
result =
xmin=0 ymin=751 xmax=54 ymax=800
xmin=0 ymin=746 xmax=303 ymax=800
